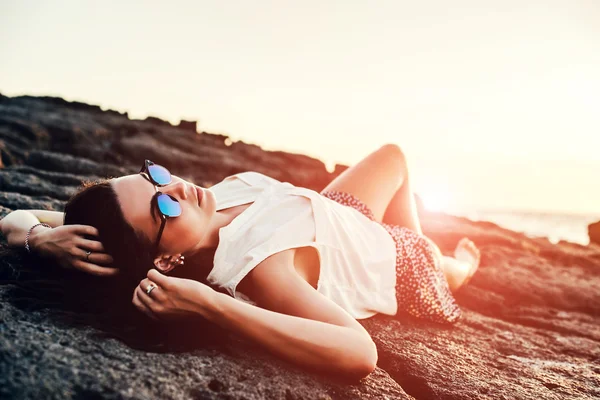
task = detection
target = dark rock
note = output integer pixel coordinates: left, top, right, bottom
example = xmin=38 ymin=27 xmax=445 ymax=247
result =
xmin=589 ymin=220 xmax=600 ymax=245
xmin=26 ymin=151 xmax=127 ymax=177
xmin=0 ymin=169 xmax=77 ymax=200
xmin=142 ymin=116 xmax=172 ymax=128
xmin=333 ymin=164 xmax=348 ymax=175
xmin=177 ymin=119 xmax=198 ymax=132
xmin=0 ymin=93 xmax=598 ymax=399
xmin=0 ymin=191 xmax=65 ymax=211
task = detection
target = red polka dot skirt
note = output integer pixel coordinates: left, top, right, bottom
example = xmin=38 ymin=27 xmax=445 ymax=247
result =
xmin=321 ymin=190 xmax=462 ymax=324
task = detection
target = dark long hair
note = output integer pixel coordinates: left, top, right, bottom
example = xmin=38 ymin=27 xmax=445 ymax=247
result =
xmin=1 ymin=180 xmax=226 ymax=352
xmin=64 ymin=180 xmax=154 ymax=287
xmin=64 ymin=179 xmax=218 ymax=286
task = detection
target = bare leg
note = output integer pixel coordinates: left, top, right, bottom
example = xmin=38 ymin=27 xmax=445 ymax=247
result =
xmin=439 ymin=257 xmax=473 ymax=292
xmin=384 ymin=174 xmax=480 ymax=292
xmin=422 ymin=237 xmax=467 ymax=292
xmin=375 ymin=147 xmax=480 ymax=292
xmin=381 ymin=166 xmax=423 ymax=234
xmin=439 ymin=238 xmax=481 ymax=292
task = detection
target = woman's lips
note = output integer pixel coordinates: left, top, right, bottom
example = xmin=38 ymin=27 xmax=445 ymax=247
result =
xmin=196 ymin=186 xmax=204 ymax=207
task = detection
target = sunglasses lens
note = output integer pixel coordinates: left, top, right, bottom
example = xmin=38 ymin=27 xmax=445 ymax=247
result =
xmin=157 ymin=194 xmax=182 ymax=217
xmin=148 ymin=164 xmax=171 ymax=185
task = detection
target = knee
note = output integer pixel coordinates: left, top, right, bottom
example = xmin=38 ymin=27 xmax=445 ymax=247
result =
xmin=379 ymin=143 xmax=407 ymax=169
xmin=380 ymin=143 xmax=405 ymax=161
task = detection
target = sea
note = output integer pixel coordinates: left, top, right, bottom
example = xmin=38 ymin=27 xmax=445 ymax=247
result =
xmin=447 ymin=209 xmax=600 ymax=246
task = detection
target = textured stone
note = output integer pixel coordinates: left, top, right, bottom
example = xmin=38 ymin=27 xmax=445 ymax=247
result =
xmin=588 ymin=220 xmax=600 ymax=245
xmin=0 ymin=94 xmax=598 ymax=399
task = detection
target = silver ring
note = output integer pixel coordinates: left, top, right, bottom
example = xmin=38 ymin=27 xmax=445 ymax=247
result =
xmin=85 ymin=250 xmax=92 ymax=262
xmin=146 ymin=284 xmax=157 ymax=296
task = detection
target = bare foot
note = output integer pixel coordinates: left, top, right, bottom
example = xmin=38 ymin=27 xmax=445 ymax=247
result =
xmin=453 ymin=237 xmax=480 ymax=288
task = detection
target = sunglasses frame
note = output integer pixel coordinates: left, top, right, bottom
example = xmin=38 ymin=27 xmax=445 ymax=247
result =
xmin=139 ymin=160 xmax=181 ymax=257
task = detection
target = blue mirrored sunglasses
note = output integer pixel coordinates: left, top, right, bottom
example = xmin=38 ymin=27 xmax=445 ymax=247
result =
xmin=139 ymin=160 xmax=182 ymax=256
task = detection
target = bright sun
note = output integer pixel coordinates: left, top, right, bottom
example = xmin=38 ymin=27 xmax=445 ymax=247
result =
xmin=418 ymin=185 xmax=452 ymax=212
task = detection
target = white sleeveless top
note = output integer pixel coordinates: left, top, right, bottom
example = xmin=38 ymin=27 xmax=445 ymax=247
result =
xmin=205 ymin=171 xmax=398 ymax=319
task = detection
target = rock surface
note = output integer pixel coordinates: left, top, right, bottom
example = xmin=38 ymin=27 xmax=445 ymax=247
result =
xmin=1 ymin=93 xmax=599 ymax=399
xmin=589 ymin=221 xmax=600 ymax=246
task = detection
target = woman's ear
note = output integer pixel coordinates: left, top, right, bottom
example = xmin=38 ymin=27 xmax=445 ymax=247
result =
xmin=153 ymin=254 xmax=185 ymax=273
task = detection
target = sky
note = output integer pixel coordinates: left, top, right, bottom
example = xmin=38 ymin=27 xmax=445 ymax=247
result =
xmin=1 ymin=0 xmax=599 ymax=216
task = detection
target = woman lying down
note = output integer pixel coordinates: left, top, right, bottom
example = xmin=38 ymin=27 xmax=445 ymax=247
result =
xmin=0 ymin=144 xmax=479 ymax=381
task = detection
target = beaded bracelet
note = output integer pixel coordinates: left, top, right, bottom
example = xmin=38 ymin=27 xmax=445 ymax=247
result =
xmin=24 ymin=223 xmax=51 ymax=253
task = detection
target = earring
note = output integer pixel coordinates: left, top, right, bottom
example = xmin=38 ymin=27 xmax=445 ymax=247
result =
xmin=167 ymin=255 xmax=185 ymax=268
xmin=157 ymin=254 xmax=185 ymax=270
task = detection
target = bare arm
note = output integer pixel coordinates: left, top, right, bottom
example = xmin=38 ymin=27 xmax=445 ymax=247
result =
xmin=0 ymin=210 xmax=60 ymax=248
xmin=0 ymin=209 xmax=64 ymax=244
xmin=138 ymin=255 xmax=377 ymax=381
xmin=23 ymin=210 xmax=65 ymax=227
xmin=204 ymin=289 xmax=376 ymax=381
xmin=0 ymin=209 xmax=117 ymax=276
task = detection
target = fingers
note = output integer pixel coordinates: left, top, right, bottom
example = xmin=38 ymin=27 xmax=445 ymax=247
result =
xmin=90 ymin=253 xmax=114 ymax=265
xmin=78 ymin=238 xmax=114 ymax=264
xmin=79 ymin=238 xmax=108 ymax=253
xmin=69 ymin=225 xmax=100 ymax=237
xmin=139 ymin=278 xmax=166 ymax=302
xmin=147 ymin=268 xmax=171 ymax=287
xmin=136 ymin=284 xmax=156 ymax=309
xmin=136 ymin=279 xmax=167 ymax=318
xmin=73 ymin=247 xmax=114 ymax=267
xmin=72 ymin=260 xmax=120 ymax=277
xmin=72 ymin=229 xmax=115 ymax=266
xmin=84 ymin=251 xmax=114 ymax=266
xmin=132 ymin=288 xmax=159 ymax=321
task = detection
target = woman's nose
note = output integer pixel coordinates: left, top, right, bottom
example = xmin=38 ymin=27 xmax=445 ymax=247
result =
xmin=164 ymin=180 xmax=188 ymax=200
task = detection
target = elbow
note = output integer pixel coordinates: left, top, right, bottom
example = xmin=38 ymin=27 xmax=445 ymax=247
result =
xmin=353 ymin=361 xmax=377 ymax=382
xmin=360 ymin=341 xmax=379 ymax=378
xmin=346 ymin=341 xmax=378 ymax=381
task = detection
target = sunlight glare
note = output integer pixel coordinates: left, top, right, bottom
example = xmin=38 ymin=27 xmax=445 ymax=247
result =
xmin=418 ymin=184 xmax=452 ymax=212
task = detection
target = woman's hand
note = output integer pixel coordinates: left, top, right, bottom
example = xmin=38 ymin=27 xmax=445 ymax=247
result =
xmin=132 ymin=269 xmax=216 ymax=321
xmin=30 ymin=225 xmax=118 ymax=277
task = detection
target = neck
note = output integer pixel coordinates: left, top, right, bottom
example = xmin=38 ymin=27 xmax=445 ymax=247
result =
xmin=187 ymin=207 xmax=241 ymax=256
xmin=181 ymin=208 xmax=241 ymax=282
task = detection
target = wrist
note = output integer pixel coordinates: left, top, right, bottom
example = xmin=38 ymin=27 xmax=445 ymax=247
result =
xmin=196 ymin=289 xmax=223 ymax=321
xmin=27 ymin=224 xmax=52 ymax=254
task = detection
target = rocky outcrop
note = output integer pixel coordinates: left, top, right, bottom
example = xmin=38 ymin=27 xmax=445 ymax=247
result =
xmin=589 ymin=221 xmax=600 ymax=245
xmin=1 ymin=94 xmax=599 ymax=399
